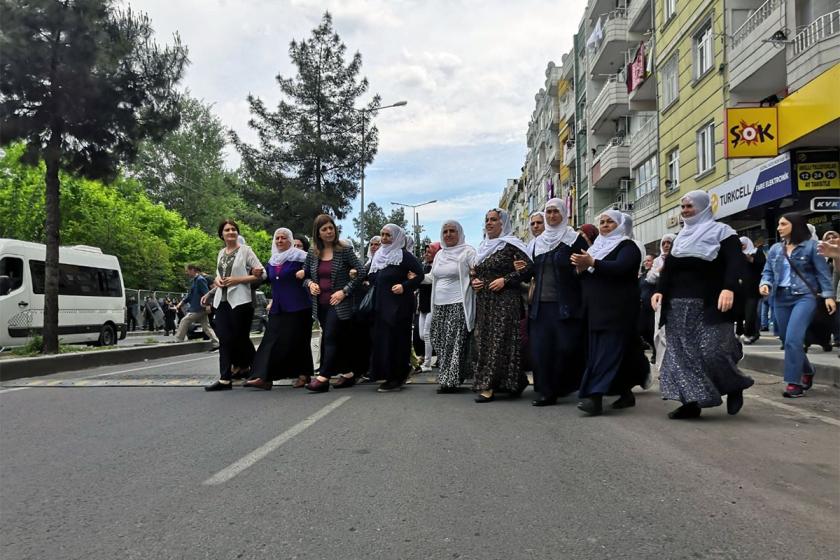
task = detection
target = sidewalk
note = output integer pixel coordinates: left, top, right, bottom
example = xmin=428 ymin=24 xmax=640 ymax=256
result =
xmin=739 ymin=335 xmax=839 ymax=387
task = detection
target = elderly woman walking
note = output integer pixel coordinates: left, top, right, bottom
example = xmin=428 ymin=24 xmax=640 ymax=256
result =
xmin=429 ymin=220 xmax=477 ymax=393
xmin=368 ymin=224 xmax=425 ymax=392
xmin=205 ymin=219 xmax=264 ymax=391
xmin=528 ymin=198 xmax=589 ymax=406
xmin=471 ymin=208 xmax=533 ymax=403
xmin=652 ymin=191 xmax=755 ymax=418
xmin=244 ymin=228 xmax=313 ymax=390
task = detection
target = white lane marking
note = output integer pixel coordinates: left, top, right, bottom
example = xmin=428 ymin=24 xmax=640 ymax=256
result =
xmin=745 ymin=394 xmax=840 ymax=427
xmin=0 ymin=387 xmax=30 ymax=394
xmin=203 ymin=396 xmax=351 ymax=486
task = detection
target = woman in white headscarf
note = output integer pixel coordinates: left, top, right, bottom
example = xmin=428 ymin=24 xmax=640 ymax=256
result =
xmin=736 ymin=236 xmax=766 ymax=345
xmin=244 ymin=228 xmax=313 ymax=390
xmin=429 ymin=220 xmax=477 ymax=393
xmin=528 ymin=198 xmax=589 ymax=406
xmin=571 ymin=210 xmax=648 ymax=415
xmin=368 ymin=224 xmax=425 ymax=392
xmin=470 ymin=208 xmax=533 ymax=402
xmin=525 ymin=211 xmax=546 ymax=257
xmin=651 ymin=190 xmax=754 ymax=418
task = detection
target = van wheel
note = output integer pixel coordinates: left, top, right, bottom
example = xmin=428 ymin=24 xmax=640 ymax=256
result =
xmin=98 ymin=324 xmax=117 ymax=347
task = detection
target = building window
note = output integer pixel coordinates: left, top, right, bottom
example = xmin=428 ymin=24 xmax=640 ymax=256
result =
xmin=664 ymin=0 xmax=677 ymax=22
xmin=693 ymin=22 xmax=713 ymax=80
xmin=696 ymin=121 xmax=715 ymax=175
xmin=633 ymin=155 xmax=659 ymax=200
xmin=666 ymin=148 xmax=680 ymax=192
xmin=661 ymin=54 xmax=679 ymax=108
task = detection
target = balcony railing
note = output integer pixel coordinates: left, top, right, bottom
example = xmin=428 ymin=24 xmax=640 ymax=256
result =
xmin=731 ymin=0 xmax=780 ymax=49
xmin=793 ymin=9 xmax=840 ymax=56
xmin=628 ymin=115 xmax=656 ymax=144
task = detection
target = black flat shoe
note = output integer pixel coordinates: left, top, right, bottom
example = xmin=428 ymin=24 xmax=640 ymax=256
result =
xmin=577 ymin=396 xmax=603 ymax=416
xmin=474 ymin=393 xmax=495 ymax=403
xmin=668 ymin=402 xmax=702 ymax=419
xmin=726 ymin=391 xmax=744 ymax=415
xmin=531 ymin=396 xmax=557 ymax=407
xmin=204 ymin=381 xmax=232 ymax=391
xmin=611 ymin=392 xmax=636 ymax=410
xmin=437 ymin=386 xmax=459 ymax=394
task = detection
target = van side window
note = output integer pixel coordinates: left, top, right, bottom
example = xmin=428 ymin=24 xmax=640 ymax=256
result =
xmin=28 ymin=261 xmax=122 ymax=297
xmin=0 ymin=257 xmax=24 ymax=292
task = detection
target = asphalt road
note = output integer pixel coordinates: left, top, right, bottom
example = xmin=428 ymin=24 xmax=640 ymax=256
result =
xmin=1 ymin=353 xmax=838 ymax=560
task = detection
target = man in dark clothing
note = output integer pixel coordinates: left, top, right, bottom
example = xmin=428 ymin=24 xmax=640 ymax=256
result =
xmin=175 ymin=265 xmax=219 ymax=345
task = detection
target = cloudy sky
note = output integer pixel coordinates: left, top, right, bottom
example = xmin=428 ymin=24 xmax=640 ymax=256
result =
xmin=130 ymin=0 xmax=587 ymax=244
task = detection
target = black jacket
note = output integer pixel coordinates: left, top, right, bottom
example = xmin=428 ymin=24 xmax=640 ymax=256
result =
xmin=528 ymin=236 xmax=589 ymax=321
xmin=369 ymin=250 xmax=425 ymax=326
xmin=580 ymin=239 xmax=642 ymax=332
xmin=302 ymin=246 xmax=364 ymax=321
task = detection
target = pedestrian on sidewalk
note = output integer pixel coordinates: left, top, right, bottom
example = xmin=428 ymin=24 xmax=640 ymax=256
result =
xmin=368 ymin=224 xmax=425 ymax=393
xmin=736 ymin=236 xmax=766 ymax=344
xmin=760 ymin=213 xmax=836 ymax=398
xmin=527 ymin=198 xmax=588 ymax=407
xmin=244 ymin=228 xmax=313 ymax=391
xmin=652 ymin=191 xmax=754 ymax=418
xmin=417 ymin=241 xmax=440 ymax=372
xmin=300 ymin=214 xmax=363 ymax=393
xmin=572 ymin=210 xmax=647 ymax=416
xmin=205 ymin=220 xmax=264 ymax=392
xmin=470 ymin=208 xmax=532 ymax=403
xmin=175 ymin=265 xmax=219 ymax=346
xmin=429 ymin=220 xmax=476 ymax=393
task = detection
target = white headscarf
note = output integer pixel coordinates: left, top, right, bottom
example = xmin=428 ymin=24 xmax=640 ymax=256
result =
xmin=475 ymin=208 xmax=531 ymax=265
xmin=588 ymin=210 xmax=631 ymax=260
xmin=671 ymin=190 xmax=737 ymax=261
xmin=534 ymin=198 xmax=579 ymax=257
xmin=432 ymin=220 xmax=473 ymax=272
xmin=366 ymin=235 xmax=382 ymax=264
xmin=650 ymin=233 xmax=676 ymax=278
xmin=369 ymin=224 xmax=406 ymax=273
xmin=526 ymin=211 xmax=545 ymax=256
xmin=807 ymin=223 xmax=818 ymax=241
xmin=268 ymin=228 xmax=307 ymax=266
xmin=740 ymin=236 xmax=757 ymax=255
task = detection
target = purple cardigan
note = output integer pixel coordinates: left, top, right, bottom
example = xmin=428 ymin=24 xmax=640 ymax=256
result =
xmin=267 ymin=260 xmax=310 ymax=314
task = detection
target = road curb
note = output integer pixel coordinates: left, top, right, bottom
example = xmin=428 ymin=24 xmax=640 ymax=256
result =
xmin=0 ymin=335 xmax=263 ymax=382
xmin=740 ymin=353 xmax=840 ymax=387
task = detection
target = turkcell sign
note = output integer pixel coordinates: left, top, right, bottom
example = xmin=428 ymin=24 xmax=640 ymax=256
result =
xmin=710 ymin=152 xmax=792 ymax=219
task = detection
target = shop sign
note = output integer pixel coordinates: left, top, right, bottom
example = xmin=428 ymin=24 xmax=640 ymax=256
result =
xmin=796 ymin=150 xmax=840 ymax=191
xmin=710 ymin=152 xmax=792 ymax=219
xmin=811 ymin=197 xmax=840 ymax=212
xmin=725 ymin=107 xmax=778 ymax=158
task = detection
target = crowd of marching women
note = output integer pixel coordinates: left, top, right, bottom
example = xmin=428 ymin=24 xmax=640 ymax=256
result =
xmin=202 ymin=191 xmax=838 ymax=418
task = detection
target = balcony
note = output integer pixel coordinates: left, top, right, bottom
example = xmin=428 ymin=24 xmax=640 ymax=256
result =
xmin=788 ymin=10 xmax=840 ymax=91
xmin=628 ymin=115 xmax=657 ymax=168
xmin=728 ymin=0 xmax=786 ymax=95
xmin=590 ymin=76 xmax=630 ymax=136
xmin=627 ymin=39 xmax=655 ymax=110
xmin=588 ymin=10 xmax=636 ymax=77
xmin=627 ymin=0 xmax=651 ymax=34
xmin=585 ymin=0 xmax=620 ymax=23
xmin=591 ymin=136 xmax=630 ymax=189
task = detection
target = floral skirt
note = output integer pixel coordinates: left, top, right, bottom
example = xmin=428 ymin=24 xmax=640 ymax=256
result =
xmin=430 ymin=303 xmax=471 ymax=387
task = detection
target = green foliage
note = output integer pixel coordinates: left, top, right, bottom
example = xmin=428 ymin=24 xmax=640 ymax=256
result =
xmin=231 ymin=12 xmax=380 ymax=233
xmin=352 ymin=202 xmax=408 ymax=247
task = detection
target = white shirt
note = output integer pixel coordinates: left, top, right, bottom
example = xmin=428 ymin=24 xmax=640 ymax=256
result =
xmin=432 ymin=260 xmax=463 ymax=305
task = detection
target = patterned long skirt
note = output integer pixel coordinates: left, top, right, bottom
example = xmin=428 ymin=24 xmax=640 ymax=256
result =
xmin=471 ymin=290 xmax=528 ymax=393
xmin=659 ymin=298 xmax=754 ymax=407
xmin=430 ymin=303 xmax=471 ymax=388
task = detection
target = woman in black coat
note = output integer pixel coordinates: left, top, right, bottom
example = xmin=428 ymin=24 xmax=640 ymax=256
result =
xmin=736 ymin=236 xmax=766 ymax=344
xmin=571 ymin=210 xmax=647 ymax=416
xmin=367 ymin=224 xmax=425 ymax=392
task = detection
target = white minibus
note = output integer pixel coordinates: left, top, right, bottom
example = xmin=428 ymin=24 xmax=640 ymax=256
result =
xmin=0 ymin=239 xmax=127 ymax=348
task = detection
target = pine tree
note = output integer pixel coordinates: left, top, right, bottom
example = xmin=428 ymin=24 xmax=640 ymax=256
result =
xmin=0 ymin=0 xmax=187 ymax=352
xmin=231 ymin=12 xmax=380 ymax=234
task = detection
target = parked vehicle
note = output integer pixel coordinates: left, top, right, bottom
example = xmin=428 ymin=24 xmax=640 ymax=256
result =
xmin=0 ymin=239 xmax=126 ymax=348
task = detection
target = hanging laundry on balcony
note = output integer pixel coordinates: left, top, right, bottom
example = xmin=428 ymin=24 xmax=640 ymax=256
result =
xmin=627 ymin=41 xmax=647 ymax=93
xmin=586 ymin=17 xmax=604 ymax=52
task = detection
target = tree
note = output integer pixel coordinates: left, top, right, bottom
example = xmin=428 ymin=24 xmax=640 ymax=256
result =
xmin=231 ymin=11 xmax=380 ymax=234
xmin=0 ymin=0 xmax=188 ymax=352
xmin=352 ymin=202 xmax=408 ymax=247
xmin=129 ymin=94 xmax=266 ymax=235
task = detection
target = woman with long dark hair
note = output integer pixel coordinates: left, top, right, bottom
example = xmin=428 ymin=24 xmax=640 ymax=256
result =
xmin=368 ymin=224 xmax=425 ymax=392
xmin=651 ymin=191 xmax=754 ymax=418
xmin=760 ymin=213 xmax=836 ymax=398
xmin=301 ymin=214 xmax=363 ymax=392
xmin=244 ymin=228 xmax=313 ymax=390
xmin=471 ymin=208 xmax=533 ymax=403
xmin=205 ymin=219 xmax=264 ymax=391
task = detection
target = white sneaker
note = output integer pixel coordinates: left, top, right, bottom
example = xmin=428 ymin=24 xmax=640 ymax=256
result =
xmin=420 ymin=365 xmax=432 ymax=373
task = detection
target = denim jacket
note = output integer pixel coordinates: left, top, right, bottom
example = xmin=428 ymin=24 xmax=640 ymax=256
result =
xmin=760 ymin=240 xmax=835 ymax=299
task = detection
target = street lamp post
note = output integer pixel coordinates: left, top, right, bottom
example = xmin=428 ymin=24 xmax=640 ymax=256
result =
xmin=390 ymin=199 xmax=437 ymax=256
xmin=358 ymin=100 xmax=407 ymax=255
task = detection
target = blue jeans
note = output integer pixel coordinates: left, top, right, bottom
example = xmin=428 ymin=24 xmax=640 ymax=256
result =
xmin=773 ymin=288 xmax=816 ymax=385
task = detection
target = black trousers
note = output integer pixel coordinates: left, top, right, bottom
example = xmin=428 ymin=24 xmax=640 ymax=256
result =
xmin=371 ymin=315 xmax=412 ymax=383
xmin=252 ymin=310 xmax=313 ymax=382
xmin=215 ymin=302 xmax=255 ymax=380
xmin=736 ymin=297 xmax=760 ymax=338
xmin=317 ymin=305 xmax=347 ymax=378
xmin=638 ymin=303 xmax=656 ymax=357
xmin=348 ymin=315 xmax=373 ymax=378
xmin=529 ymin=304 xmax=584 ymax=398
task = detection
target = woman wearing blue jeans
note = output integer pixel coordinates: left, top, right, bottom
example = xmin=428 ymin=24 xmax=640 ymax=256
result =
xmin=760 ymin=213 xmax=836 ymax=398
